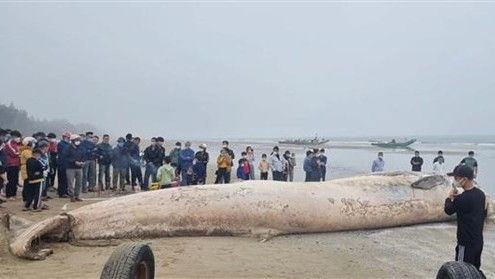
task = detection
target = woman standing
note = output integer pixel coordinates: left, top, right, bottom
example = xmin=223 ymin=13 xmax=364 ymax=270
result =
xmin=246 ymin=146 xmax=255 ymax=180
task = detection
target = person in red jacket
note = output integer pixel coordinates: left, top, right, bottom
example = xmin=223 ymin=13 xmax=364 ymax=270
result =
xmin=4 ymin=130 xmax=22 ymax=200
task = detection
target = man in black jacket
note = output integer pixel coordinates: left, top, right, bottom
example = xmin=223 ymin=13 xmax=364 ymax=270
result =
xmin=143 ymin=138 xmax=164 ymax=190
xmin=410 ymin=151 xmax=424 ymax=172
xmin=129 ymin=137 xmax=144 ymax=189
xmin=65 ymin=135 xmax=85 ymax=202
xmin=444 ymin=165 xmax=486 ymax=275
xmin=96 ymin=134 xmax=113 ymax=191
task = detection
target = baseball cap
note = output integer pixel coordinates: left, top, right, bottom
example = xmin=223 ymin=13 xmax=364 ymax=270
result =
xmin=447 ymin=165 xmax=474 ymax=180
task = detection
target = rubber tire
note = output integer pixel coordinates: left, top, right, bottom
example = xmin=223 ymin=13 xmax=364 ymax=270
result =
xmin=100 ymin=242 xmax=155 ymax=279
xmin=436 ymin=261 xmax=482 ymax=279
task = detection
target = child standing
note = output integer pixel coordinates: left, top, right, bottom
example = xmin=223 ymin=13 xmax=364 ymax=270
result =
xmin=24 ymin=149 xmax=44 ymax=212
xmin=156 ymin=156 xmax=176 ymax=189
xmin=258 ymin=154 xmax=270 ymax=180
xmin=237 ymin=159 xmax=250 ymax=181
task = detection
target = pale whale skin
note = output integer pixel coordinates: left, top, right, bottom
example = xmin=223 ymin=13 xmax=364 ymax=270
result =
xmin=6 ymin=172 xmax=490 ymax=260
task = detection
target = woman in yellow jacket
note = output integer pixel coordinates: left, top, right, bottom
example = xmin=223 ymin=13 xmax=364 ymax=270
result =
xmin=214 ymin=148 xmax=232 ymax=184
xmin=20 ymin=137 xmax=36 ymax=201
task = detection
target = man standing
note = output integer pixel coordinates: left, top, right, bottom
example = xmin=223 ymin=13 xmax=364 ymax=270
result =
xmin=80 ymin=132 xmax=97 ymax=192
xmin=64 ymin=135 xmax=85 ymax=202
xmin=169 ymin=142 xmax=181 ymax=170
xmin=112 ymin=137 xmax=129 ymax=192
xmin=96 ymin=134 xmax=113 ymax=191
xmin=371 ymin=152 xmax=385 ymax=172
xmin=303 ymin=150 xmax=314 ymax=182
xmin=179 ymin=141 xmax=195 ymax=186
xmin=57 ymin=131 xmax=71 ymax=198
xmin=129 ymin=137 xmax=144 ymax=189
xmin=460 ymin=151 xmax=478 ymax=178
xmin=319 ymin=149 xmax=327 ymax=181
xmin=410 ymin=151 xmax=424 ymax=172
xmin=143 ymin=138 xmax=163 ymax=190
xmin=195 ymin=143 xmax=209 ymax=181
xmin=433 ymin=150 xmax=444 ymax=164
xmin=444 ymin=165 xmax=486 ymax=276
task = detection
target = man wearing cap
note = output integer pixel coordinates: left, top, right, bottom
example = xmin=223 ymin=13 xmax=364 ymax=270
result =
xmin=444 ymin=165 xmax=486 ymax=274
xmin=64 ymin=135 xmax=85 ymax=202
xmin=56 ymin=131 xmax=72 ymax=198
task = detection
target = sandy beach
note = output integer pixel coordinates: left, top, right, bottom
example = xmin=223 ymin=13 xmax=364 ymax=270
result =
xmin=0 ymin=180 xmax=494 ymax=278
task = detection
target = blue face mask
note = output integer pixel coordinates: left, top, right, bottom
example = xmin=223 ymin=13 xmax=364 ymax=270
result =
xmin=118 ymin=142 xmax=124 ymax=147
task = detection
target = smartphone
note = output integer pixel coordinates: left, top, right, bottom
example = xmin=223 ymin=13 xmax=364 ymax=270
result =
xmin=451 ymin=183 xmax=458 ymax=194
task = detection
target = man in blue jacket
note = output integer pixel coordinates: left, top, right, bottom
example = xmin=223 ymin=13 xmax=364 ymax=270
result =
xmin=112 ymin=137 xmax=129 ymax=192
xmin=179 ymin=141 xmax=195 ymax=186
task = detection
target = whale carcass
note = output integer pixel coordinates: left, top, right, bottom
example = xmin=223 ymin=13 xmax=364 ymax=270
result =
xmin=4 ymin=172 xmax=493 ymax=260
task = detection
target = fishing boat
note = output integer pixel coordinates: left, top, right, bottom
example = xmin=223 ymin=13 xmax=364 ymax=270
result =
xmin=278 ymin=136 xmax=330 ymax=145
xmin=371 ymin=138 xmax=417 ymax=148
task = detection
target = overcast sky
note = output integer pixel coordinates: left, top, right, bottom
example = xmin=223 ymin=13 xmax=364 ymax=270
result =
xmin=1 ymin=1 xmax=494 ymax=139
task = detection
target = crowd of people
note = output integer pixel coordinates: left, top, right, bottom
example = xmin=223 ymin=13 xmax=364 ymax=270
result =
xmin=370 ymin=149 xmax=479 ymax=177
xmin=0 ymin=129 xmax=323 ymax=211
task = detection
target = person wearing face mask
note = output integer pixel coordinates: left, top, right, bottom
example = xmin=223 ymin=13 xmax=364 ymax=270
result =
xmin=444 ymin=165 xmax=486 ymax=277
xmin=64 ymin=134 xmax=85 ymax=202
xmin=4 ymin=130 xmax=22 ymax=200
xmin=143 ymin=137 xmax=163 ymax=190
xmin=169 ymin=142 xmax=181 ymax=171
xmin=371 ymin=152 xmax=385 ymax=172
xmin=56 ymin=131 xmax=72 ymax=198
xmin=195 ymin=144 xmax=209 ymax=181
xmin=96 ymin=134 xmax=113 ymax=191
xmin=46 ymin=133 xmax=58 ymax=191
xmin=112 ymin=137 xmax=129 ymax=193
xmin=179 ymin=141 xmax=195 ymax=186
xmin=269 ymin=146 xmax=286 ymax=181
xmin=410 ymin=151 xmax=423 ymax=172
xmin=81 ymin=131 xmax=98 ymax=193
xmin=19 ymin=137 xmax=36 ymax=202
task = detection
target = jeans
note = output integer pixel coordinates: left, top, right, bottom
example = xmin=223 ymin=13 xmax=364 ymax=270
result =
xmin=98 ymin=164 xmax=111 ymax=190
xmin=272 ymin=171 xmax=284 ymax=181
xmin=113 ymin=168 xmax=127 ymax=191
xmin=6 ymin=166 xmax=19 ymax=198
xmin=66 ymin=168 xmax=83 ymax=198
xmin=57 ymin=165 xmax=68 ymax=197
xmin=214 ymin=168 xmax=231 ymax=184
xmin=143 ymin=164 xmax=158 ymax=190
xmin=82 ymin=160 xmax=97 ymax=191
xmin=321 ymin=167 xmax=327 ymax=181
xmin=130 ymin=164 xmax=143 ymax=186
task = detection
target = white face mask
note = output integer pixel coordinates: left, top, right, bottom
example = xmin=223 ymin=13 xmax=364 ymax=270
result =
xmin=14 ymin=137 xmax=21 ymax=143
xmin=74 ymin=141 xmax=81 ymax=146
xmin=378 ymin=156 xmax=383 ymax=159
xmin=453 ymin=178 xmax=464 ymax=189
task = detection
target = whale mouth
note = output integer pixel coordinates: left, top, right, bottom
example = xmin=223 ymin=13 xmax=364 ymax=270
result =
xmin=411 ymin=175 xmax=449 ymax=190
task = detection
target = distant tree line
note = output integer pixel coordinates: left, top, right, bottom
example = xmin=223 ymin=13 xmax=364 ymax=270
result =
xmin=0 ymin=102 xmax=99 ymax=136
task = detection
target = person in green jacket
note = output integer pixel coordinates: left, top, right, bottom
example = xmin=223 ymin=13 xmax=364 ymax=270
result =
xmin=157 ymin=156 xmax=176 ymax=189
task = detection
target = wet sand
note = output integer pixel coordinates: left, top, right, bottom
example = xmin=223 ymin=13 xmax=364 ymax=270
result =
xmin=1 ymin=186 xmax=494 ymax=279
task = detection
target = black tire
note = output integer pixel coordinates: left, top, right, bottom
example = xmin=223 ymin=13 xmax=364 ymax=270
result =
xmin=436 ymin=261 xmax=482 ymax=279
xmin=100 ymin=242 xmax=155 ymax=279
